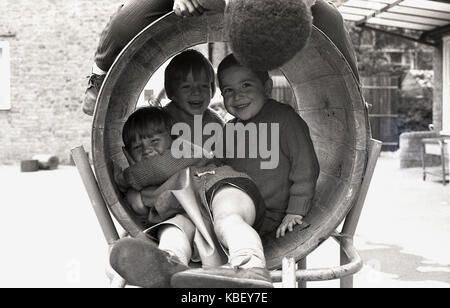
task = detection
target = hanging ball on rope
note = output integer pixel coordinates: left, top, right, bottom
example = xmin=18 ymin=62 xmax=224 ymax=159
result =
xmin=225 ymin=0 xmax=313 ymax=71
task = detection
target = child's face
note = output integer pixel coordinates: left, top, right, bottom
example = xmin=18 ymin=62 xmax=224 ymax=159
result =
xmin=220 ymin=65 xmax=272 ymax=121
xmin=171 ymin=69 xmax=213 ymax=116
xmin=129 ymin=132 xmax=172 ymax=162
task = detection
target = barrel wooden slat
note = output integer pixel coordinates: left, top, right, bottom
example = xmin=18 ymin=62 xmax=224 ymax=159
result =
xmin=92 ymin=12 xmax=370 ymax=270
xmin=206 ymin=14 xmax=226 ymax=42
xmin=313 ymin=174 xmax=343 ymax=208
xmin=283 ymin=51 xmax=336 ymax=85
xmin=292 ymin=77 xmax=356 ymax=110
xmin=352 ymin=110 xmax=370 ymax=150
xmin=304 ymin=111 xmax=351 ymax=144
xmin=178 ymin=17 xmax=209 ymax=45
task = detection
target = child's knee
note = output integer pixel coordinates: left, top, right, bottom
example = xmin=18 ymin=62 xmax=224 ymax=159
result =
xmin=158 ymin=215 xmax=195 ymax=243
xmin=212 ymin=187 xmax=256 ymax=224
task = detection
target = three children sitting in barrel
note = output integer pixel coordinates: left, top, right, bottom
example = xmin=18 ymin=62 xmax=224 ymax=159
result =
xmin=86 ymin=0 xmax=359 ymax=288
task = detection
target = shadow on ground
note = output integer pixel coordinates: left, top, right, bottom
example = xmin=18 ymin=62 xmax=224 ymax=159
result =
xmin=359 ymin=242 xmax=450 ymax=284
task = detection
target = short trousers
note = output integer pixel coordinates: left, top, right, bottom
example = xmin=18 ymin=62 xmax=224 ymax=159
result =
xmin=206 ymin=177 xmax=266 ymax=233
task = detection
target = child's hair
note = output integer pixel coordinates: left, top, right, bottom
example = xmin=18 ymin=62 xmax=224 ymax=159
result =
xmin=217 ymin=54 xmax=270 ymax=89
xmin=164 ymin=49 xmax=216 ymax=99
xmin=122 ymin=107 xmax=174 ymax=151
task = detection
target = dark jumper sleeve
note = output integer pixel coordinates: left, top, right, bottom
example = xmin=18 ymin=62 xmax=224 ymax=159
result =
xmin=280 ymin=108 xmax=320 ymax=217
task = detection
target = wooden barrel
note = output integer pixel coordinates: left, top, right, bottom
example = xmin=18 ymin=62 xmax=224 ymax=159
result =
xmin=92 ymin=12 xmax=370 ymax=270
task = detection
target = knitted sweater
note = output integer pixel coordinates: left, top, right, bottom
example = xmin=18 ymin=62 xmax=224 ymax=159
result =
xmin=223 ymin=99 xmax=319 ymax=223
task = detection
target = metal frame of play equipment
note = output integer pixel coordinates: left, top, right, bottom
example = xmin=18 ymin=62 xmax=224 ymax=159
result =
xmin=72 ymin=10 xmax=383 ymax=288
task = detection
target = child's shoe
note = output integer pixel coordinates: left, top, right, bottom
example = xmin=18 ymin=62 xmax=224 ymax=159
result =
xmin=82 ymin=73 xmax=105 ymax=116
xmin=171 ymin=266 xmax=273 ymax=288
xmin=109 ymin=237 xmax=189 ymax=288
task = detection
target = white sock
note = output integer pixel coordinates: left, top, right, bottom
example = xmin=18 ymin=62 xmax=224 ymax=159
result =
xmin=229 ymin=247 xmax=266 ymax=269
xmin=92 ymin=63 xmax=107 ymax=75
xmin=163 ymin=249 xmax=190 ymax=266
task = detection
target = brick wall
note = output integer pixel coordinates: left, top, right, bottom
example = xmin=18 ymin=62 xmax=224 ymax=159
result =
xmin=0 ymin=0 xmax=121 ymax=164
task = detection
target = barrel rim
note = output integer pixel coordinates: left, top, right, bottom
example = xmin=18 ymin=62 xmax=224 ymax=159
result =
xmin=92 ymin=12 xmax=370 ymax=269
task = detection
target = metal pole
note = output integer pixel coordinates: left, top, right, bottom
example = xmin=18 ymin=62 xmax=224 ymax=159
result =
xmin=297 ymin=258 xmax=307 ymax=288
xmin=71 ymin=146 xmax=119 ymax=245
xmin=340 ymin=239 xmax=353 ymax=288
xmin=440 ymin=140 xmax=447 ymax=185
xmin=270 ymin=241 xmax=362 ymax=282
xmin=340 ymin=139 xmax=382 ymax=288
xmin=282 ymin=257 xmax=297 ymax=288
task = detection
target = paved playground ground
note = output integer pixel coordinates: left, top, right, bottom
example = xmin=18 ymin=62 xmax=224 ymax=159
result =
xmin=0 ymin=152 xmax=449 ymax=288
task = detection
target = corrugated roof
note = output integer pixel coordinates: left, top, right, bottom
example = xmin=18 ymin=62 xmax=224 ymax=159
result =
xmin=337 ymin=0 xmax=450 ymax=36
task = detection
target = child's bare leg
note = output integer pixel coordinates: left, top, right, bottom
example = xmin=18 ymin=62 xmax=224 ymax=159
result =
xmin=157 ymin=216 xmax=195 ymax=266
xmin=170 ymin=186 xmax=272 ymax=288
xmin=211 ymin=186 xmax=266 ymax=269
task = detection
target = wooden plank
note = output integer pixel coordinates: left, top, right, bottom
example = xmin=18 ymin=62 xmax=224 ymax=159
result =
xmin=366 ymin=17 xmax=435 ymax=30
xmin=377 ymin=12 xmax=449 ymax=26
xmin=71 ymin=146 xmax=119 ymax=245
xmin=341 ymin=13 xmax=365 ymax=22
xmin=339 ymin=6 xmax=374 ymax=16
xmin=369 ymin=114 xmax=399 ymax=117
xmin=342 ymin=139 xmax=382 ymax=237
xmin=388 ymin=6 xmax=450 ymax=20
xmin=178 ymin=14 xmax=208 ymax=45
xmin=206 ymin=13 xmax=226 ymax=42
xmin=400 ymin=0 xmax=450 ymax=13
xmin=362 ymin=85 xmax=399 ymax=89
xmin=362 ymin=75 xmax=399 ymax=150
xmin=343 ymin=0 xmax=387 ymax=11
xmin=370 ymin=0 xmax=398 ymax=4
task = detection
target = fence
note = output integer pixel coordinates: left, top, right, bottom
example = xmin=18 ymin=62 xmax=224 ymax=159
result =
xmin=361 ymin=74 xmax=400 ymax=151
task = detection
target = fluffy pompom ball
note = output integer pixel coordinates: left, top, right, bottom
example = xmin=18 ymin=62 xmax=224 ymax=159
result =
xmin=225 ymin=0 xmax=313 ymax=71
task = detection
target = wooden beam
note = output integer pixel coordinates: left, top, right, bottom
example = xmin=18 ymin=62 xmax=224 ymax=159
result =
xmin=400 ymin=0 xmax=450 ymax=13
xmin=377 ymin=12 xmax=449 ymax=27
xmin=356 ymin=0 xmax=404 ymax=26
xmin=365 ymin=17 xmax=434 ymax=31
xmin=358 ymin=23 xmax=438 ymax=46
xmin=421 ymin=24 xmax=450 ymax=41
xmin=71 ymin=146 xmax=120 ymax=245
xmin=388 ymin=6 xmax=450 ymax=20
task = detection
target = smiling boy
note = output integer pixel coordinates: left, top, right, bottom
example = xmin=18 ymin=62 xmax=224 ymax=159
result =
xmin=218 ymin=54 xmax=320 ymax=237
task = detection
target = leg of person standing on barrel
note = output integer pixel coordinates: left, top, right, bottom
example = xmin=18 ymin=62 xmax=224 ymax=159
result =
xmin=82 ymin=0 xmax=206 ymax=115
xmin=311 ymin=0 xmax=360 ymax=81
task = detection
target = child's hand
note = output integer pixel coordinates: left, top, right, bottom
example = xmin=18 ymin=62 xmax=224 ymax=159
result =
xmin=126 ymin=189 xmax=149 ymax=216
xmin=122 ymin=147 xmax=136 ymax=165
xmin=173 ymin=0 xmax=205 ymax=17
xmin=276 ymin=214 xmax=304 ymax=238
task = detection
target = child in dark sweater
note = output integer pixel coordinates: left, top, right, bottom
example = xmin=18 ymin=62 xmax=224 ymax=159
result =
xmin=217 ymin=54 xmax=320 ymax=237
